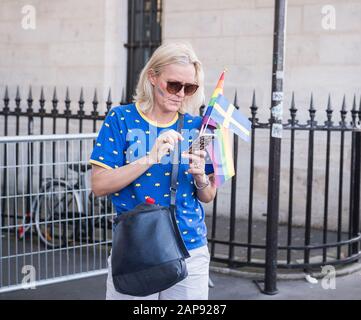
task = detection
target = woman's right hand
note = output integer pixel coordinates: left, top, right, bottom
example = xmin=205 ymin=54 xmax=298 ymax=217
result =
xmin=148 ymin=129 xmax=184 ymax=164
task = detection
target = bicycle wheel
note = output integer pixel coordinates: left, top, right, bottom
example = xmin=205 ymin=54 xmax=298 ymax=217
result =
xmin=17 ymin=211 xmax=32 ymax=240
xmin=88 ymin=194 xmax=114 ymax=243
xmin=18 ymin=194 xmax=48 ymax=241
xmin=34 ymin=181 xmax=82 ymax=248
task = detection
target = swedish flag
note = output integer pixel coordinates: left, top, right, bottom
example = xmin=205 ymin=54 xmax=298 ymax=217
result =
xmin=211 ymin=94 xmax=252 ymax=142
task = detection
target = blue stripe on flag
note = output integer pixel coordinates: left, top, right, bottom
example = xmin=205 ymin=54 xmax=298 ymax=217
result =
xmin=210 ymin=94 xmax=252 ymax=142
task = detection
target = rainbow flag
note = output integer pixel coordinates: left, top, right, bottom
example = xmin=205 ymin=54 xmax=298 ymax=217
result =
xmin=208 ymin=126 xmax=235 ymax=187
xmin=201 ymin=71 xmax=235 ymax=187
xmin=200 ymin=71 xmax=225 ymax=132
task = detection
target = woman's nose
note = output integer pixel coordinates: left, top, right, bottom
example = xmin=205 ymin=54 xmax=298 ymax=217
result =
xmin=176 ymin=87 xmax=185 ymax=98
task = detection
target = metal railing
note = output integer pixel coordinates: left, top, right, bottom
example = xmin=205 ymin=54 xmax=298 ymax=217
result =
xmin=0 ymin=86 xmax=125 ymax=137
xmin=0 ymin=134 xmax=114 ymax=293
xmin=1 ymin=86 xmax=361 ymax=294
xmin=208 ymin=93 xmax=361 ymax=273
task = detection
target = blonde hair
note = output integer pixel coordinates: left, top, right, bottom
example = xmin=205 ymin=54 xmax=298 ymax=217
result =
xmin=133 ymin=42 xmax=205 ymax=115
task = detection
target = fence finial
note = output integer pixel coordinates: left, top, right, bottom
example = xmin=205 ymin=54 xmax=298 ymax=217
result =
xmin=78 ymin=87 xmax=85 ymax=114
xmin=251 ymin=90 xmax=257 ymax=109
xmin=250 ymin=90 xmax=258 ymax=122
xmin=233 ymin=90 xmax=239 ymax=109
xmin=27 ymin=86 xmax=33 ymax=101
xmin=15 ymin=86 xmax=21 ymax=110
xmin=39 ymin=86 xmax=45 ymax=110
xmin=93 ymin=88 xmax=98 ymax=104
xmin=309 ymin=93 xmax=315 ymax=110
xmin=79 ymin=87 xmax=84 ymax=104
xmin=327 ymin=94 xmax=332 ymax=111
xmin=289 ymin=92 xmax=297 ymax=122
xmin=325 ymin=94 xmax=333 ymax=126
xmin=351 ymin=94 xmax=357 ymax=127
xmin=52 ymin=87 xmax=58 ymax=103
xmin=65 ymin=87 xmax=71 ymax=103
xmin=251 ymin=89 xmax=256 ymax=108
xmin=3 ymin=86 xmax=10 ymax=112
xmin=120 ymin=88 xmax=126 ymax=105
xmin=16 ymin=85 xmax=20 ymax=99
xmin=15 ymin=85 xmax=21 ymax=101
xmin=340 ymin=95 xmax=347 ymax=125
xmin=341 ymin=95 xmax=346 ymax=111
xmin=91 ymin=89 xmax=99 ymax=128
xmin=27 ymin=86 xmax=33 ymax=111
xmin=106 ymin=88 xmax=112 ymax=114
xmin=307 ymin=93 xmax=316 ymax=127
xmin=40 ymin=86 xmax=44 ymax=101
xmin=78 ymin=88 xmax=85 ymax=118
xmin=92 ymin=88 xmax=99 ymax=117
xmin=64 ymin=87 xmax=71 ymax=116
xmin=4 ymin=85 xmax=9 ymax=102
xmin=290 ymin=92 xmax=295 ymax=110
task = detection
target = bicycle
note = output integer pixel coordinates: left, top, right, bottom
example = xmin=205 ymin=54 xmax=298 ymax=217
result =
xmin=18 ymin=163 xmax=114 ymax=248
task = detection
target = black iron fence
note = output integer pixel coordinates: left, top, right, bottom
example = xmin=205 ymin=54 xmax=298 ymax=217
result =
xmin=1 ymin=86 xmax=361 ymax=275
xmin=207 ymin=92 xmax=361 ymax=273
xmin=0 ymin=86 xmax=125 ymax=137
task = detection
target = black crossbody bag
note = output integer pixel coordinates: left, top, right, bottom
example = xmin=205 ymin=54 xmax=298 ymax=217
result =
xmin=111 ymin=114 xmax=190 ymax=296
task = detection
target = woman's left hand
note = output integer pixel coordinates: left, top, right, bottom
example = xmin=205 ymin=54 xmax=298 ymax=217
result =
xmin=181 ymin=150 xmax=207 ymax=185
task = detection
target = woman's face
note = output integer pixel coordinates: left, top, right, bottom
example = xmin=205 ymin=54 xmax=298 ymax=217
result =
xmin=149 ymin=63 xmax=197 ymax=114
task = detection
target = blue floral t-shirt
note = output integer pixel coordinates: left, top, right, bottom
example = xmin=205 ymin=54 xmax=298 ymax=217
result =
xmin=89 ymin=102 xmax=214 ymax=250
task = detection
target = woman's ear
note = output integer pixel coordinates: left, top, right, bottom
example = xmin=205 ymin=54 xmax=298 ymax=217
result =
xmin=148 ymin=69 xmax=156 ymax=86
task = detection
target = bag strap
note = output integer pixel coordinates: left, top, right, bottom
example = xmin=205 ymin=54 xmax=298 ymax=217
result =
xmin=170 ymin=113 xmax=184 ymax=207
xmin=169 ymin=113 xmax=190 ymax=258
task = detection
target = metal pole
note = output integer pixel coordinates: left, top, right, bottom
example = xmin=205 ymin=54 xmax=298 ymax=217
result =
xmin=228 ymin=94 xmax=239 ymax=266
xmin=350 ymin=131 xmax=361 ymax=255
xmin=263 ymin=0 xmax=287 ymax=295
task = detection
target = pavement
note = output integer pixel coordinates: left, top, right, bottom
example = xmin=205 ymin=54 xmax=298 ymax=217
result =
xmin=1 ymin=264 xmax=361 ymax=300
xmin=1 ymin=213 xmax=360 ymax=300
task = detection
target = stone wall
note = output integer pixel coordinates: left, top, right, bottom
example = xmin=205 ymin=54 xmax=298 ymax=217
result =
xmin=163 ymin=0 xmax=361 ymax=230
xmin=0 ymin=0 xmax=128 ymax=115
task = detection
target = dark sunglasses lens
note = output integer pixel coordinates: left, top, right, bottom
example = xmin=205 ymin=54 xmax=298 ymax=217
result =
xmin=166 ymin=82 xmax=183 ymax=94
xmin=184 ymin=84 xmax=199 ymax=96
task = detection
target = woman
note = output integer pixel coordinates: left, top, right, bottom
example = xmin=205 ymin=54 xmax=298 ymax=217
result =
xmin=90 ymin=42 xmax=217 ymax=300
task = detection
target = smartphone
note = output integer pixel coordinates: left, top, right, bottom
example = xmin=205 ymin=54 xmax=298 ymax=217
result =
xmin=188 ymin=133 xmax=215 ymax=154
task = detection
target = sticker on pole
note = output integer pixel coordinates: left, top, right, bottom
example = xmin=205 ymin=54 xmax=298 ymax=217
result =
xmin=271 ymin=103 xmax=283 ymax=121
xmin=272 ymin=92 xmax=283 ymax=101
xmin=271 ymin=123 xmax=283 ymax=139
xmin=276 ymin=71 xmax=284 ymax=80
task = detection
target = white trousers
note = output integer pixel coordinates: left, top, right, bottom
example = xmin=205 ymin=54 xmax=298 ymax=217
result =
xmin=106 ymin=245 xmax=210 ymax=300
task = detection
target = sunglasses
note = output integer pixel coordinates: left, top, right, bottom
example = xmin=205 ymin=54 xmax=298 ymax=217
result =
xmin=166 ymin=81 xmax=199 ymax=96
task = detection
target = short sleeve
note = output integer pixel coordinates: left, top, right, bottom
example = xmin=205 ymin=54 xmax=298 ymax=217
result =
xmin=204 ymin=146 xmax=214 ymax=175
xmin=90 ymin=108 xmax=126 ymax=169
xmin=205 ymin=163 xmax=214 ymax=175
